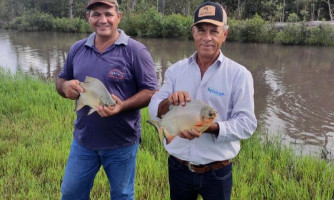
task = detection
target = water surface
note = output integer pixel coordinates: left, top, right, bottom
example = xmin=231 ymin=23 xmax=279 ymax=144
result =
xmin=1 ymin=29 xmax=333 ymax=160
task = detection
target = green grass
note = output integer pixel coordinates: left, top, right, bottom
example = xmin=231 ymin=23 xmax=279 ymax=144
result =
xmin=0 ymin=70 xmax=333 ymax=199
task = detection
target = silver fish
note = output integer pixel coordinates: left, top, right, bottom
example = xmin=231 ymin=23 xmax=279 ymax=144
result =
xmin=147 ymin=99 xmax=218 ymax=144
xmin=75 ymin=76 xmax=116 ymax=115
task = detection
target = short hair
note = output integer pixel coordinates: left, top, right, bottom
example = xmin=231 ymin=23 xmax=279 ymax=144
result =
xmin=193 ymin=24 xmax=229 ymax=32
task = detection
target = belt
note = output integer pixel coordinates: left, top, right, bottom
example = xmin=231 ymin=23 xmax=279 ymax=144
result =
xmin=171 ymin=155 xmax=230 ymax=173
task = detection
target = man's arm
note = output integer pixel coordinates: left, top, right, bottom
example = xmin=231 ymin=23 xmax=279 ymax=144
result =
xmin=122 ymin=89 xmax=157 ymax=111
xmin=97 ymin=89 xmax=157 ymax=117
xmin=56 ymin=78 xmax=83 ymax=100
xmin=157 ymin=91 xmax=191 ymax=118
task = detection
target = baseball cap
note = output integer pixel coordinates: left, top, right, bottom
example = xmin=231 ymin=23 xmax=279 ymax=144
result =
xmin=86 ymin=0 xmax=118 ymax=9
xmin=192 ymin=2 xmax=227 ymax=27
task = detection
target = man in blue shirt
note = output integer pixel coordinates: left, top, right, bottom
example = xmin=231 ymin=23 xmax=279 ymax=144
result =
xmin=149 ymin=2 xmax=257 ymax=200
xmin=56 ymin=0 xmax=158 ymax=199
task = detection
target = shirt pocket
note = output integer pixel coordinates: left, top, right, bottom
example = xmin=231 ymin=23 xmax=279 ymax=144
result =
xmin=105 ymin=64 xmax=133 ymax=83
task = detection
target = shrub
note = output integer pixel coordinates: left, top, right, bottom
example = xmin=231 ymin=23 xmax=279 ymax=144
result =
xmin=120 ymin=7 xmax=163 ymax=37
xmin=287 ymin=13 xmax=300 ymax=22
xmin=227 ymin=19 xmax=242 ymax=41
xmin=261 ymin=23 xmax=277 ymax=43
xmin=162 ymin=14 xmax=192 ymax=39
xmin=274 ymin=24 xmax=306 ymax=45
xmin=7 ymin=11 xmax=54 ymax=31
xmin=305 ymin=25 xmax=334 ymax=46
xmin=54 ymin=17 xmax=91 ymax=33
xmin=240 ymin=14 xmax=266 ymax=42
xmin=119 ymin=13 xmax=139 ymax=36
xmin=228 ymin=14 xmax=267 ymax=43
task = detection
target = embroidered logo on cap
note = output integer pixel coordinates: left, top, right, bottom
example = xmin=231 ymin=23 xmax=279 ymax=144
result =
xmin=198 ymin=5 xmax=216 ymax=17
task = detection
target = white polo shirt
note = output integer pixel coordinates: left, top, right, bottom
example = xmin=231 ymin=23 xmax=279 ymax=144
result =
xmin=148 ymin=51 xmax=257 ymax=165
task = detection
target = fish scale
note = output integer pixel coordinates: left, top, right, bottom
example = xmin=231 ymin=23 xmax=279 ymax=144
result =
xmin=75 ymin=76 xmax=116 ymax=115
xmin=147 ymin=99 xmax=217 ymax=144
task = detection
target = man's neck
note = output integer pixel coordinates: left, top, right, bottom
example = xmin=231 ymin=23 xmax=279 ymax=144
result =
xmin=94 ymin=31 xmax=120 ymax=53
xmin=196 ymin=53 xmax=219 ymax=77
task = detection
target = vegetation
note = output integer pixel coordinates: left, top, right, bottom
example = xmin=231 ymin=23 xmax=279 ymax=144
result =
xmin=1 ymin=0 xmax=334 ymax=45
xmin=3 ymin=6 xmax=334 ymax=46
xmin=0 ymin=0 xmax=333 ymax=22
xmin=5 ymin=11 xmax=92 ymax=33
xmin=1 ymin=70 xmax=334 ymax=199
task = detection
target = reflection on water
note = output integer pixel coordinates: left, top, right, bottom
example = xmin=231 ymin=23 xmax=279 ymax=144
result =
xmin=0 ymin=30 xmax=89 ymax=79
xmin=226 ymin=42 xmax=334 ymax=160
xmin=1 ymin=29 xmax=334 ymax=161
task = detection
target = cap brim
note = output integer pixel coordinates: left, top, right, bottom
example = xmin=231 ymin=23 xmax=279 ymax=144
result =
xmin=86 ymin=1 xmax=116 ymax=9
xmin=191 ymin=19 xmax=224 ymax=28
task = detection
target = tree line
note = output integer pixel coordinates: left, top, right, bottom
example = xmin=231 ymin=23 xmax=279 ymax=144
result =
xmin=0 ymin=0 xmax=333 ymax=23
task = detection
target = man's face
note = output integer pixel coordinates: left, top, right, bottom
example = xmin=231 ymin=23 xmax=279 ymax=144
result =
xmin=87 ymin=4 xmax=121 ymax=38
xmin=192 ymin=23 xmax=228 ymax=59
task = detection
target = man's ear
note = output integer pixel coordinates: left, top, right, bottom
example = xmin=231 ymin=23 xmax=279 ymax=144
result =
xmin=118 ymin=12 xmax=122 ymax=21
xmin=222 ymin=29 xmax=229 ymax=42
xmin=86 ymin=12 xmax=90 ymax=21
xmin=191 ymin=26 xmax=196 ymax=38
xmin=224 ymin=29 xmax=229 ymax=37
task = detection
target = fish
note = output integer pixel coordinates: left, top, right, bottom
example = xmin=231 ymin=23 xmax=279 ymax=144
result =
xmin=75 ymin=76 xmax=116 ymax=115
xmin=147 ymin=99 xmax=218 ymax=144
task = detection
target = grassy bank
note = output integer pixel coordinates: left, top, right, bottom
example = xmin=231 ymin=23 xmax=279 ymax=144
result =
xmin=0 ymin=70 xmax=333 ymax=199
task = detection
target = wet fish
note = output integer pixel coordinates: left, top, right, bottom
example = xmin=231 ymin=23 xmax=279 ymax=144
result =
xmin=147 ymin=99 xmax=217 ymax=144
xmin=75 ymin=76 xmax=116 ymax=115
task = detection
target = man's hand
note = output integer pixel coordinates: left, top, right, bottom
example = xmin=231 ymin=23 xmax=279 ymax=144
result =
xmin=158 ymin=91 xmax=191 ymax=118
xmin=57 ymin=79 xmax=84 ymax=100
xmin=168 ymin=91 xmax=191 ymax=106
xmin=97 ymin=94 xmax=124 ymax=117
xmin=178 ymin=122 xmax=220 ymax=140
xmin=178 ymin=128 xmax=202 ymax=140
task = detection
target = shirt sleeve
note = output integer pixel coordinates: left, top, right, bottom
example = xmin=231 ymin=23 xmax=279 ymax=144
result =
xmin=216 ymin=69 xmax=257 ymax=142
xmin=57 ymin=40 xmax=84 ymax=80
xmin=148 ymin=66 xmax=175 ymax=121
xmin=57 ymin=51 xmax=74 ymax=80
xmin=132 ymin=46 xmax=159 ymax=91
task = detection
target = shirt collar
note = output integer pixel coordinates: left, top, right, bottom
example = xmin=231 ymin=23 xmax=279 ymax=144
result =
xmin=188 ymin=50 xmax=224 ymax=66
xmin=85 ymin=29 xmax=130 ymax=47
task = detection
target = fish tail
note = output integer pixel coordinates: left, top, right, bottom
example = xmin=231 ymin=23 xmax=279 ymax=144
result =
xmin=87 ymin=108 xmax=96 ymax=115
xmin=75 ymin=97 xmax=85 ymax=112
xmin=146 ymin=120 xmax=164 ymax=144
xmin=163 ymin=131 xmax=176 ymax=145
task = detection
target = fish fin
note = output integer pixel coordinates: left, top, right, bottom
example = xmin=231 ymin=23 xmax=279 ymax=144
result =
xmin=85 ymin=76 xmax=95 ymax=83
xmin=146 ymin=120 xmax=164 ymax=144
xmin=164 ymin=130 xmax=176 ymax=145
xmin=87 ymin=108 xmax=96 ymax=115
xmin=75 ymin=96 xmax=85 ymax=112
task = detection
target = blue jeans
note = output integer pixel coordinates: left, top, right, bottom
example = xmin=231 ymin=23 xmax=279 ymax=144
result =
xmin=61 ymin=138 xmax=139 ymax=200
xmin=168 ymin=156 xmax=233 ymax=200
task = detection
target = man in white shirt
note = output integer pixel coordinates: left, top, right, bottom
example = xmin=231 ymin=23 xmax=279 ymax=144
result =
xmin=148 ymin=2 xmax=257 ymax=200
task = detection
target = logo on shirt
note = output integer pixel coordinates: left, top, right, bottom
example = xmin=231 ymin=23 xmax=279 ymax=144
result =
xmin=109 ymin=69 xmax=124 ymax=80
xmin=208 ymin=87 xmax=224 ymax=96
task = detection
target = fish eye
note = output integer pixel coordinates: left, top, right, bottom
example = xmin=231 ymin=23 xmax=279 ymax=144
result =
xmin=208 ymin=112 xmax=216 ymax=119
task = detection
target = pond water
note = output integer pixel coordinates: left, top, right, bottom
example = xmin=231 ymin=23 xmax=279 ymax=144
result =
xmin=1 ymin=29 xmax=334 ymax=161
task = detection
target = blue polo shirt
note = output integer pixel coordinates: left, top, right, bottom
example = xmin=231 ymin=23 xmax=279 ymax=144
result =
xmin=58 ymin=30 xmax=158 ymax=150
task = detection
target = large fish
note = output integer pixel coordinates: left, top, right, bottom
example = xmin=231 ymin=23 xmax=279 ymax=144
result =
xmin=75 ymin=76 xmax=116 ymax=115
xmin=147 ymin=99 xmax=218 ymax=144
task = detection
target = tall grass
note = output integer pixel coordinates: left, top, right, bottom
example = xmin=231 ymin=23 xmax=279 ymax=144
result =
xmin=0 ymin=70 xmax=333 ymax=199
